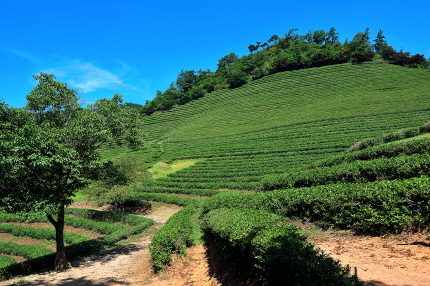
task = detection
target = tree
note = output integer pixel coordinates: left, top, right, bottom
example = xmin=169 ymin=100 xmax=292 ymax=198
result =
xmin=217 ymin=52 xmax=239 ymax=75
xmin=175 ymin=70 xmax=198 ymax=93
xmin=312 ymin=30 xmax=327 ymax=44
xmin=373 ymin=29 xmax=388 ymax=53
xmin=248 ymin=44 xmax=258 ymax=54
xmin=267 ymin=34 xmax=279 ymax=45
xmin=0 ymin=73 xmax=143 ymax=270
xmin=347 ymin=28 xmax=374 ymax=62
xmin=326 ymin=27 xmax=339 ymax=44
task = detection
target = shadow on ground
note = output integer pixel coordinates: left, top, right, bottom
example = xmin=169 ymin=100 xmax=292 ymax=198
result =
xmin=7 ymin=276 xmax=129 ymax=286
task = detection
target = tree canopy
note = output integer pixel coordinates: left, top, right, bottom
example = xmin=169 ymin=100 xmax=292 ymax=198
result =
xmin=0 ymin=73 xmax=143 ymax=270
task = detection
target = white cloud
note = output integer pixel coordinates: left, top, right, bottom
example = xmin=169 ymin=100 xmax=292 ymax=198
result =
xmin=6 ymin=48 xmax=146 ymax=102
xmin=43 ymin=60 xmax=129 ymax=93
xmin=9 ymin=49 xmax=44 ymax=65
xmin=67 ymin=61 xmax=123 ymax=92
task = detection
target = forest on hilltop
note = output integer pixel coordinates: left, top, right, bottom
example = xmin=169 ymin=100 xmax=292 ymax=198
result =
xmin=141 ymin=28 xmax=429 ymax=115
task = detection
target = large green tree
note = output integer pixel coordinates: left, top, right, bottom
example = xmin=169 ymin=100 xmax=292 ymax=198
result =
xmin=0 ymin=73 xmax=143 ymax=270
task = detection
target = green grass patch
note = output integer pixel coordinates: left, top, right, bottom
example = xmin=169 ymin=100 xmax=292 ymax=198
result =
xmin=149 ymin=159 xmax=202 ymax=179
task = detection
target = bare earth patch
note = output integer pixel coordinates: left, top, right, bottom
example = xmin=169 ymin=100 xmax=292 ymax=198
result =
xmin=310 ymin=232 xmax=430 ymax=286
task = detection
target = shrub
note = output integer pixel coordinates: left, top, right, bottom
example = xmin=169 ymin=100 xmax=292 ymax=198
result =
xmin=202 ymin=208 xmax=362 ymax=285
xmin=0 ymin=255 xmax=18 ymax=269
xmin=149 ymin=203 xmax=202 ymax=272
xmin=204 ymin=177 xmax=430 ymax=234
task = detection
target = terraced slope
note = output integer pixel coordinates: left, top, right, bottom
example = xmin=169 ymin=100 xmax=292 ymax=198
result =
xmin=132 ymin=61 xmax=430 ymax=282
xmin=143 ymin=62 xmax=430 ymax=142
xmin=139 ymin=62 xmax=430 ymax=192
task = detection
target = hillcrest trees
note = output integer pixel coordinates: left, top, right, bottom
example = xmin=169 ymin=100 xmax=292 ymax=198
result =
xmin=0 ymin=73 xmax=143 ymax=270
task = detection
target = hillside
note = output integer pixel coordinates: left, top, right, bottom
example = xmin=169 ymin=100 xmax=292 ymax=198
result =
xmin=133 ymin=62 xmax=430 ymax=193
xmin=143 ymin=61 xmax=429 ymax=143
xmin=134 ymin=61 xmax=430 ymax=285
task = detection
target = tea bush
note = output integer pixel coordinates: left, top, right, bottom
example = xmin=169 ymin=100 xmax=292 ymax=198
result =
xmin=260 ymin=154 xmax=430 ymax=191
xmin=150 ymin=203 xmax=202 ymax=272
xmin=201 ymin=208 xmax=362 ymax=285
xmin=0 ymin=224 xmax=88 ymax=244
xmin=0 ymin=255 xmax=17 ymax=269
xmin=204 ymin=177 xmax=430 ymax=234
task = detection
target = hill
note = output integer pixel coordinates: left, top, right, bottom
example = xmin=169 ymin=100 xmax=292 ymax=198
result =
xmin=132 ymin=60 xmax=430 ymax=284
xmin=135 ymin=62 xmax=430 ymax=189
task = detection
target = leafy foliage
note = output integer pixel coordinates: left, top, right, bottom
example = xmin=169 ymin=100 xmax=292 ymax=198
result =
xmin=203 ymin=177 xmax=430 ymax=234
xmin=201 ymin=208 xmax=362 ymax=285
xmin=149 ymin=203 xmax=202 ymax=272
xmin=0 ymin=224 xmax=88 ymax=244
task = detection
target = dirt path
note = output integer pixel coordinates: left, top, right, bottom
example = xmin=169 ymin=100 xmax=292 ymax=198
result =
xmin=310 ymin=232 xmax=430 ymax=286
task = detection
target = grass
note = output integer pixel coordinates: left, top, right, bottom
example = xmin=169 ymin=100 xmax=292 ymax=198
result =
xmin=148 ymin=159 xmax=202 ymax=179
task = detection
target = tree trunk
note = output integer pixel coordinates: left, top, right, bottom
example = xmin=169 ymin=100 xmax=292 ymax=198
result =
xmin=47 ymin=205 xmax=71 ymax=271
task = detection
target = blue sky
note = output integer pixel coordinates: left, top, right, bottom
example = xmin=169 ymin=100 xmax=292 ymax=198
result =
xmin=1 ymin=0 xmax=429 ymax=108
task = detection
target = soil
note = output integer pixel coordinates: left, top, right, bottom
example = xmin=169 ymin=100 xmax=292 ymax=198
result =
xmin=2 ymin=203 xmax=430 ymax=286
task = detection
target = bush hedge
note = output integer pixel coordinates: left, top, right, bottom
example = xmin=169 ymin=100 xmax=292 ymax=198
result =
xmin=204 ymin=177 xmax=430 ymax=234
xmin=259 ymin=154 xmax=430 ymax=191
xmin=0 ymin=256 xmax=17 ymax=269
xmin=149 ymin=203 xmax=202 ymax=272
xmin=201 ymin=208 xmax=362 ymax=285
xmin=313 ymin=134 xmax=430 ymax=168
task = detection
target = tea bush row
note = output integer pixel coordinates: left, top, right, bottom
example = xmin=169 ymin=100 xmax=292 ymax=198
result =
xmin=63 ymin=217 xmax=124 ymax=235
xmin=313 ymin=134 xmax=430 ymax=168
xmin=201 ymin=208 xmax=362 ymax=285
xmin=0 ymin=255 xmax=17 ymax=269
xmin=203 ymin=177 xmax=430 ymax=234
xmin=65 ymin=208 xmax=151 ymax=226
xmin=149 ymin=203 xmax=202 ymax=272
xmin=260 ymin=153 xmax=430 ymax=191
xmin=348 ymin=123 xmax=429 ymax=152
xmin=130 ymin=192 xmax=201 ymax=206
xmin=0 ymin=224 xmax=88 ymax=244
xmin=134 ymin=186 xmax=220 ymax=197
xmin=151 ymin=180 xmax=259 ymax=191
xmin=0 ymin=242 xmax=54 ymax=259
xmin=155 ymin=175 xmax=260 ymax=183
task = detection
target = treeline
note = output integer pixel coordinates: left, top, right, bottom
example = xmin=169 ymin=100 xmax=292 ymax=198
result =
xmin=141 ymin=28 xmax=429 ymax=115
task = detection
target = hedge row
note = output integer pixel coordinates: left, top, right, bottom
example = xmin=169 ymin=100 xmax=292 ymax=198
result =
xmin=0 ymin=224 xmax=88 ymax=244
xmin=260 ymin=154 xmax=430 ymax=191
xmin=204 ymin=177 xmax=430 ymax=234
xmin=313 ymin=134 xmax=430 ymax=168
xmin=347 ymin=124 xmax=429 ymax=152
xmin=130 ymin=192 xmax=202 ymax=206
xmin=64 ymin=217 xmax=124 ymax=235
xmin=134 ymin=186 xmax=221 ymax=197
xmin=149 ymin=203 xmax=202 ymax=272
xmin=0 ymin=242 xmax=54 ymax=259
xmin=0 ymin=256 xmax=17 ymax=269
xmin=201 ymin=208 xmax=362 ymax=285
